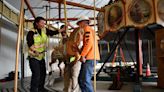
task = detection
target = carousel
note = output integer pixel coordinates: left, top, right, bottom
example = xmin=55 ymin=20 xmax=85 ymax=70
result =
xmin=0 ymin=0 xmax=164 ymax=92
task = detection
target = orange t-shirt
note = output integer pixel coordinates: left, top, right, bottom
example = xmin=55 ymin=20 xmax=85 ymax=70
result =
xmin=81 ymin=26 xmax=100 ymax=60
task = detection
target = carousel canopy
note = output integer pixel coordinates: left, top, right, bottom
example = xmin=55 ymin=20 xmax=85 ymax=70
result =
xmin=5 ymin=0 xmax=109 ymax=20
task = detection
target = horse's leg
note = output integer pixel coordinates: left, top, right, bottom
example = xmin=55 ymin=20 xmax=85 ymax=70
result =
xmin=49 ymin=58 xmax=56 ymax=75
xmin=58 ymin=59 xmax=63 ymax=77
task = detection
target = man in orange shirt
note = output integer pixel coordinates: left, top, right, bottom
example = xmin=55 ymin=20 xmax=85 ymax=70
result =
xmin=77 ymin=16 xmax=100 ymax=92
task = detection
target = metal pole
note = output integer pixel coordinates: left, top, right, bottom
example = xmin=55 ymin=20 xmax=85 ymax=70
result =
xmin=107 ymin=42 xmax=110 ymax=53
xmin=48 ymin=0 xmax=103 ymax=12
xmin=20 ymin=13 xmax=27 ymax=91
xmin=93 ymin=0 xmax=97 ymax=92
xmin=58 ymin=2 xmax=61 ymax=21
xmin=138 ymin=31 xmax=143 ymax=76
xmin=46 ymin=5 xmax=48 ymax=24
xmin=135 ymin=29 xmax=140 ymax=83
xmin=133 ymin=28 xmax=142 ymax=92
xmin=14 ymin=0 xmax=24 ymax=92
xmin=150 ymin=40 xmax=153 ymax=66
xmin=21 ymin=9 xmax=25 ymax=79
xmin=63 ymin=0 xmax=68 ymax=31
xmin=148 ymin=40 xmax=151 ymax=65
xmin=45 ymin=4 xmax=50 ymax=73
xmin=0 ymin=15 xmax=2 ymax=52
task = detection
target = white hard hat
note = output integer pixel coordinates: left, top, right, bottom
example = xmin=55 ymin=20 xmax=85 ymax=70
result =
xmin=77 ymin=16 xmax=90 ymax=24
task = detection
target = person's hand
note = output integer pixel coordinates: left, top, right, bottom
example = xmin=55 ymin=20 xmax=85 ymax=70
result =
xmin=46 ymin=24 xmax=58 ymax=30
xmin=66 ymin=22 xmax=74 ymax=29
xmin=28 ymin=49 xmax=40 ymax=57
xmin=80 ymin=56 xmax=86 ymax=63
xmin=66 ymin=22 xmax=71 ymax=26
xmin=72 ymin=44 xmax=79 ymax=52
xmin=59 ymin=26 xmax=66 ymax=33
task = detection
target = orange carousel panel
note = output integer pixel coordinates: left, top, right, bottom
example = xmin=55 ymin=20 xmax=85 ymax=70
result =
xmin=125 ymin=0 xmax=155 ymax=28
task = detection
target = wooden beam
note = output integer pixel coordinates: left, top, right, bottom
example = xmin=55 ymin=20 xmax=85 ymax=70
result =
xmin=25 ymin=17 xmax=97 ymax=22
xmin=24 ymin=0 xmax=36 ymax=18
xmin=47 ymin=0 xmax=104 ymax=12
xmin=14 ymin=0 xmax=24 ymax=92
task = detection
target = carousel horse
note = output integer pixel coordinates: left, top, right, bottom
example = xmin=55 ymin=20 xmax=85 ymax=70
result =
xmin=49 ymin=27 xmax=84 ymax=77
xmin=50 ymin=45 xmax=65 ymax=76
xmin=65 ymin=27 xmax=84 ymax=65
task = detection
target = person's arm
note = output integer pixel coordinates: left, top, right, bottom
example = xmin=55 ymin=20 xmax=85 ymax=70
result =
xmin=46 ymin=26 xmax=66 ymax=36
xmin=26 ymin=31 xmax=34 ymax=47
xmin=67 ymin=22 xmax=75 ymax=29
xmin=46 ymin=28 xmax=59 ymax=36
xmin=26 ymin=31 xmax=38 ymax=56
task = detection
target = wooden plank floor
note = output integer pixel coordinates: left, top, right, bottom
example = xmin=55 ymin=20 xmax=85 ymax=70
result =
xmin=0 ymin=76 xmax=164 ymax=92
xmin=0 ymin=78 xmax=31 ymax=92
xmin=0 ymin=76 xmax=63 ymax=92
xmin=0 ymin=70 xmax=62 ymax=92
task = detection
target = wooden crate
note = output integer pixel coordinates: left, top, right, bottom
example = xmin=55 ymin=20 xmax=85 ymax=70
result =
xmin=155 ymin=28 xmax=164 ymax=88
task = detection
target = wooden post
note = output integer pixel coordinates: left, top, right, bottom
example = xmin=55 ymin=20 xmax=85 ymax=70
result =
xmin=155 ymin=28 xmax=164 ymax=88
xmin=14 ymin=0 xmax=24 ymax=92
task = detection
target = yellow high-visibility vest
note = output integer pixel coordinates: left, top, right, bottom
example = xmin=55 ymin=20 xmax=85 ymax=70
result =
xmin=28 ymin=28 xmax=47 ymax=60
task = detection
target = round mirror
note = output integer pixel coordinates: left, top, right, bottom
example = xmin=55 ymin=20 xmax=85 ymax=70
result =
xmin=107 ymin=5 xmax=123 ymax=28
xmin=129 ymin=0 xmax=151 ymax=24
xmin=157 ymin=0 xmax=164 ymax=21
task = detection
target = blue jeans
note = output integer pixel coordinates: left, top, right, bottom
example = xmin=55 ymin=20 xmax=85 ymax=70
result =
xmin=78 ymin=60 xmax=95 ymax=92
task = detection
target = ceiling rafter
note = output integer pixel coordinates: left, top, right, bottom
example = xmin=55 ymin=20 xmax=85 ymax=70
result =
xmin=25 ymin=17 xmax=97 ymax=22
xmin=47 ymin=0 xmax=104 ymax=12
xmin=24 ymin=0 xmax=36 ymax=18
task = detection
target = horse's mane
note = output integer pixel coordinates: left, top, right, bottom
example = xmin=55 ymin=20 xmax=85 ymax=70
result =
xmin=66 ymin=27 xmax=84 ymax=56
